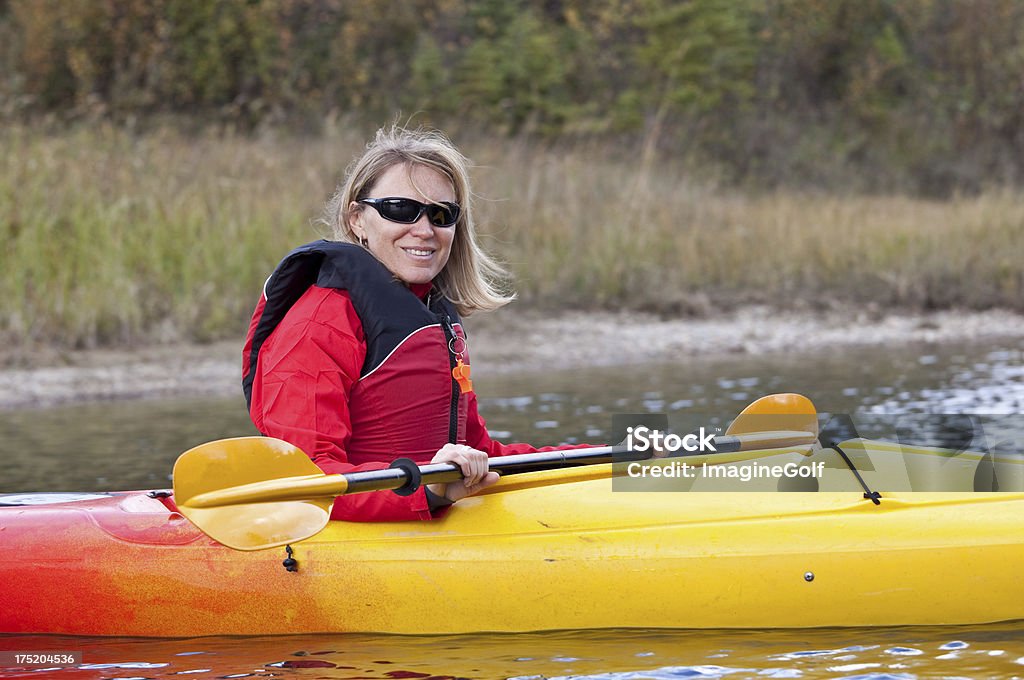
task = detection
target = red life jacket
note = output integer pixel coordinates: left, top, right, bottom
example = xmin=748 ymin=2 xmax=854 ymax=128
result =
xmin=242 ymin=240 xmax=470 ymax=462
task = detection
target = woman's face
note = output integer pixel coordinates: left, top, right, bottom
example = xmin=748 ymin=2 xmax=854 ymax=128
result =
xmin=349 ymin=163 xmax=457 ymax=286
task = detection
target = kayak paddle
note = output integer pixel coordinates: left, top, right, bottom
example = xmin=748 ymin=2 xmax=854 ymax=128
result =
xmin=728 ymin=392 xmax=819 ymax=437
xmin=173 ymin=393 xmax=818 ymax=550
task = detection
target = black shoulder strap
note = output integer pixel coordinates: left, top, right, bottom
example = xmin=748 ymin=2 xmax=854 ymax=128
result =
xmin=243 ymin=240 xmax=459 ymax=408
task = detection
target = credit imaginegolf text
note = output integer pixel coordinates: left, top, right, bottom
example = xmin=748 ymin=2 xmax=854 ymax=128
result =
xmin=626 ymin=459 xmax=826 ymax=482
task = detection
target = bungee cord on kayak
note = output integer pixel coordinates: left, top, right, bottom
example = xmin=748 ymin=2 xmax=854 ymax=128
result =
xmin=830 ymin=443 xmax=884 ymax=505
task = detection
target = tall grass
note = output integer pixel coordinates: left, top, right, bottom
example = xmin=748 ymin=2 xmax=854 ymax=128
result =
xmin=1 ymin=124 xmax=355 ymax=349
xmin=474 ymin=141 xmax=1024 ymax=314
xmin=2 ymin=124 xmax=1022 ymax=351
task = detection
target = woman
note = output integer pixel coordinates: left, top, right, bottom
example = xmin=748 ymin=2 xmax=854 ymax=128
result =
xmin=243 ymin=126 xmax=578 ymax=522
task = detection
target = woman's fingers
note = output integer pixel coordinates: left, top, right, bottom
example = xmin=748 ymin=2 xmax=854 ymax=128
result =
xmin=429 ymin=444 xmax=493 ymax=499
xmin=443 ymin=470 xmax=499 ymax=502
xmin=437 ymin=444 xmax=489 ymax=484
xmin=479 ymin=470 xmax=500 ymax=489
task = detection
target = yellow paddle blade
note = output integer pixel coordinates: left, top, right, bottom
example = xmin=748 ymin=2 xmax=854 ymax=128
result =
xmin=173 ymin=436 xmax=335 ymax=551
xmin=177 ymin=499 xmax=333 ymax=551
xmin=726 ymin=393 xmax=819 ymax=439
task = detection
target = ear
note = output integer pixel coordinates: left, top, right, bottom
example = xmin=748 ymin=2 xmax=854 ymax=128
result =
xmin=347 ymin=201 xmax=367 ymax=241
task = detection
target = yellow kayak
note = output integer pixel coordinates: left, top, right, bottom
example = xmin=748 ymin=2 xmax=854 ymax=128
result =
xmin=2 ymin=437 xmax=1022 ymax=637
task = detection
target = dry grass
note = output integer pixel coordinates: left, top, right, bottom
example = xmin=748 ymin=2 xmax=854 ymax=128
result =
xmin=477 ymin=142 xmax=1024 ymax=314
xmin=2 ymin=123 xmax=1021 ymax=351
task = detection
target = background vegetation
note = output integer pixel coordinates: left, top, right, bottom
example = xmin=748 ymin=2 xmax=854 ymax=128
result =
xmin=5 ymin=0 xmax=1024 ymax=193
xmin=1 ymin=0 xmax=1022 ymax=353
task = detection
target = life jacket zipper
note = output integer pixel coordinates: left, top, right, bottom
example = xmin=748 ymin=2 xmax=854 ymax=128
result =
xmin=438 ymin=309 xmax=460 ymax=444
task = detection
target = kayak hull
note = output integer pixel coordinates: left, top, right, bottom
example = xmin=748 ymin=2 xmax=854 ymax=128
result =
xmin=3 ymin=448 xmax=1024 ymax=637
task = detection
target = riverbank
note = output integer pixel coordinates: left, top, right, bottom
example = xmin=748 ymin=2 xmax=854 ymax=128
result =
xmin=2 ymin=306 xmax=1021 ymax=410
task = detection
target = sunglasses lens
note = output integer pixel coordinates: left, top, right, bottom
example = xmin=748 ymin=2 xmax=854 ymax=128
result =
xmin=428 ymin=204 xmax=459 ymax=227
xmin=381 ymin=199 xmax=423 ymax=223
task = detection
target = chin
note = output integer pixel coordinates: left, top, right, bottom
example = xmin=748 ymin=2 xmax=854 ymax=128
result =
xmin=397 ymin=269 xmax=436 ymax=286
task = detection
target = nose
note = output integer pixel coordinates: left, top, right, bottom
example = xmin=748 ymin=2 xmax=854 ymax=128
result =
xmin=409 ymin=214 xmax=435 ymax=238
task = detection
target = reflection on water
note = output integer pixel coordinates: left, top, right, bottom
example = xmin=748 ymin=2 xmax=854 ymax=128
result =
xmin=0 ymin=340 xmax=1020 ymax=492
xmin=3 ymin=625 xmax=1024 ymax=679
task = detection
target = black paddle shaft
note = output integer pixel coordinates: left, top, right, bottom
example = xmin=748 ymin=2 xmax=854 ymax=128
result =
xmin=341 ymin=436 xmax=752 ymax=496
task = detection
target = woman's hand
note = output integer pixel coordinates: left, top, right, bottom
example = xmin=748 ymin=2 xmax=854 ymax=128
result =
xmin=426 ymin=444 xmax=499 ymax=502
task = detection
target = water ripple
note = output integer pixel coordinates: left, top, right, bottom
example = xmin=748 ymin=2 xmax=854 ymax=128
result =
xmin=533 ymin=665 xmax=759 ymax=679
xmin=939 ymin=640 xmax=969 ymax=650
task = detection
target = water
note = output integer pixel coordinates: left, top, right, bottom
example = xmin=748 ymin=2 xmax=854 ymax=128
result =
xmin=3 ymin=626 xmax=1024 ymax=679
xmin=1 ymin=340 xmax=1021 ymax=493
xmin=1 ymin=339 xmax=1022 ymax=679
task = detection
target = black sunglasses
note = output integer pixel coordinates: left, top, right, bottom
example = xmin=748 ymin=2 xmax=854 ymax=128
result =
xmin=359 ymin=197 xmax=460 ymax=228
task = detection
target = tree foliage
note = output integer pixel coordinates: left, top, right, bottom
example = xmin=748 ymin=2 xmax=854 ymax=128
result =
xmin=3 ymin=0 xmax=1024 ymax=193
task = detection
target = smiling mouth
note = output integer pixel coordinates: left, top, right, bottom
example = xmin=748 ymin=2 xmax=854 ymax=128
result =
xmin=403 ymin=247 xmax=435 ymax=257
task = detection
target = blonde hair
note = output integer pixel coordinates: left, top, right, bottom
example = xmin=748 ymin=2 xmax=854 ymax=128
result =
xmin=321 ymin=126 xmax=515 ymax=315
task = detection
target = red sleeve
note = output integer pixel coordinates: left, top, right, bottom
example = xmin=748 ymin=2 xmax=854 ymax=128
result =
xmin=249 ymin=286 xmax=435 ymax=522
xmin=464 ymin=390 xmax=600 ymax=456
